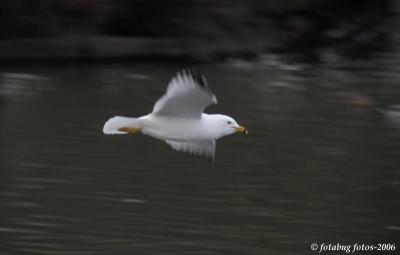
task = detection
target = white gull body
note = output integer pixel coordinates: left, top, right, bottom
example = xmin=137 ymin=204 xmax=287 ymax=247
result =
xmin=103 ymin=69 xmax=247 ymax=160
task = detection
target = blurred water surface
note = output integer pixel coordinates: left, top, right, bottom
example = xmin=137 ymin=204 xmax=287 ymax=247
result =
xmin=0 ymin=61 xmax=399 ymax=254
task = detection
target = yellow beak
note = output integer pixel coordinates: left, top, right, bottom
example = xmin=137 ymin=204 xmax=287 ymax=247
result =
xmin=235 ymin=126 xmax=248 ymax=134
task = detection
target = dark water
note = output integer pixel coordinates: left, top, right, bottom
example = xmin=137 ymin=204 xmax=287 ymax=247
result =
xmin=0 ymin=61 xmax=399 ymax=254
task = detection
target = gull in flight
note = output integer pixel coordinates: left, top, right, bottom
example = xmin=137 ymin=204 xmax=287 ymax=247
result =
xmin=103 ymin=68 xmax=248 ymax=161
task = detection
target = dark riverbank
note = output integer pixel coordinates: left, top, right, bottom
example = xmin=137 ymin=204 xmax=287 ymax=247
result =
xmin=0 ymin=0 xmax=395 ymax=64
xmin=0 ymin=36 xmax=193 ymax=64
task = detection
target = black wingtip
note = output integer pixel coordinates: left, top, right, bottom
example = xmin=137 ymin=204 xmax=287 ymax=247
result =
xmin=184 ymin=67 xmax=209 ymax=90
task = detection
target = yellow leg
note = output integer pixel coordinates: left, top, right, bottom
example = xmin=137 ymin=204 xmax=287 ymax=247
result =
xmin=118 ymin=127 xmax=142 ymax=134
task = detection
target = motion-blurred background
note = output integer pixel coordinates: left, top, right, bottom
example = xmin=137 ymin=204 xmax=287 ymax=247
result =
xmin=0 ymin=1 xmax=399 ymax=254
xmin=0 ymin=0 xmax=394 ymax=62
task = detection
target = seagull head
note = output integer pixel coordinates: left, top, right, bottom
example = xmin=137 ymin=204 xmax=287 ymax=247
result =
xmin=212 ymin=114 xmax=248 ymax=137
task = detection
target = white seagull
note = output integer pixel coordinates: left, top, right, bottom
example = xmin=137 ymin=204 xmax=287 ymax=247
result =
xmin=103 ymin=68 xmax=248 ymax=161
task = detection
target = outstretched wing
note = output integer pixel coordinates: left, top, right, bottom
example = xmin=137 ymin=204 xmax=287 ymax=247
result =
xmin=165 ymin=140 xmax=216 ymax=161
xmin=152 ymin=68 xmax=217 ymax=119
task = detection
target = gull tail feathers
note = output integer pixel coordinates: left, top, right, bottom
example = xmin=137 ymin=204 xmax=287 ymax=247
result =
xmin=103 ymin=116 xmax=140 ymax=135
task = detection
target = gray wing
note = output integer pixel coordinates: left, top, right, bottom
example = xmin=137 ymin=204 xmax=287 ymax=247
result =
xmin=165 ymin=140 xmax=216 ymax=161
xmin=152 ymin=68 xmax=217 ymax=119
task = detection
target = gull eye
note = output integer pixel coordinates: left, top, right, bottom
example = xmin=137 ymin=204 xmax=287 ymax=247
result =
xmin=227 ymin=121 xmax=232 ymax=124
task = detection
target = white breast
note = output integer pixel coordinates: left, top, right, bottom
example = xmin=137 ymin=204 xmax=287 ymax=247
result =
xmin=139 ymin=114 xmax=219 ymax=142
